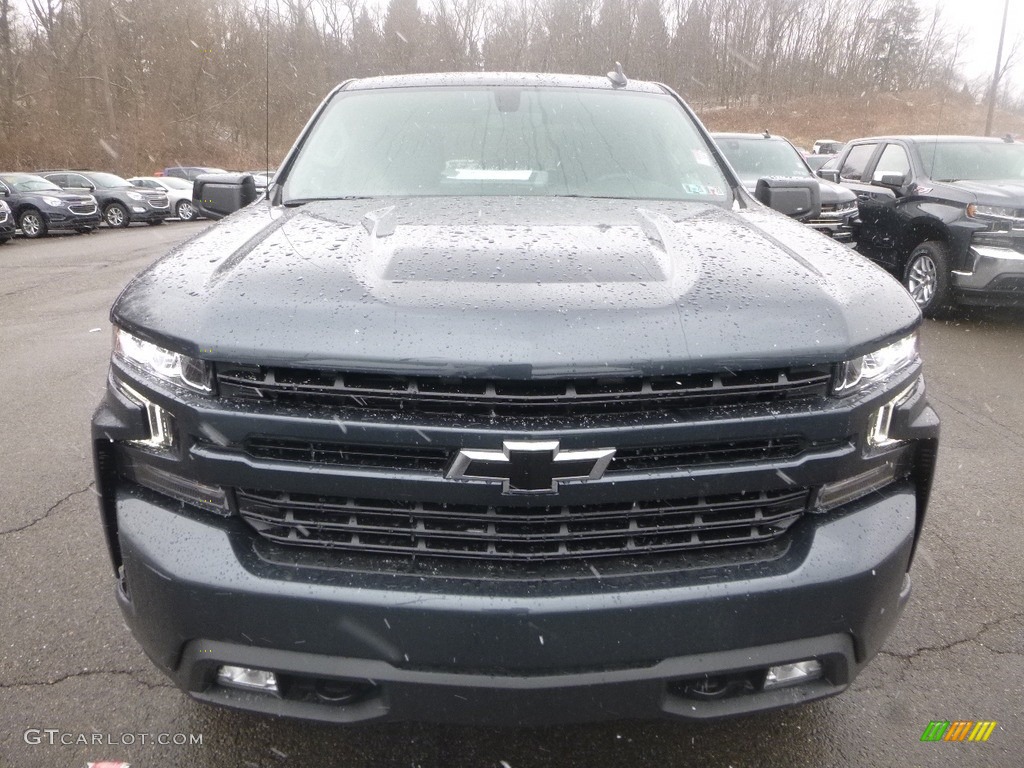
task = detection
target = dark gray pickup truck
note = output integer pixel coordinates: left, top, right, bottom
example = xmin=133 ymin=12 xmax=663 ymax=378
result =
xmin=821 ymin=135 xmax=1024 ymax=314
xmin=92 ymin=71 xmax=939 ymax=725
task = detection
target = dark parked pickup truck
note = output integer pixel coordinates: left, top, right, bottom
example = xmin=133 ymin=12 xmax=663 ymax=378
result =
xmin=712 ymin=132 xmax=858 ymax=241
xmin=92 ymin=72 xmax=939 ymax=725
xmin=821 ymin=135 xmax=1024 ymax=314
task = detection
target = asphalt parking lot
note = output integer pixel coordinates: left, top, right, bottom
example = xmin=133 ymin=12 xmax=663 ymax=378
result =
xmin=1 ymin=223 xmax=1022 ymax=768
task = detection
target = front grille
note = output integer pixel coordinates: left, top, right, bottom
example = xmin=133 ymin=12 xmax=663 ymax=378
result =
xmin=243 ymin=435 xmax=826 ymax=474
xmin=217 ymin=365 xmax=832 ymax=417
xmin=236 ymin=487 xmax=810 ymax=562
xmin=69 ymin=203 xmax=98 ymax=215
xmin=147 ymin=195 xmax=169 ymax=209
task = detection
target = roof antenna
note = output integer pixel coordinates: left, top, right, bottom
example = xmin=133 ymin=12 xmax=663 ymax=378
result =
xmin=264 ymin=0 xmax=271 ymax=200
xmin=607 ymin=62 xmax=627 ymax=88
xmin=1003 ymin=133 xmax=1014 ymax=143
xmin=762 ymin=129 xmax=771 ymax=138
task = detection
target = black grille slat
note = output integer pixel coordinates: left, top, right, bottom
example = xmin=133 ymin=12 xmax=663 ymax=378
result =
xmin=609 ymin=437 xmax=806 ymax=471
xmin=246 ymin=438 xmax=450 ymax=471
xmin=237 ymin=488 xmax=807 ymax=523
xmin=237 ymin=488 xmax=810 ymax=562
xmin=242 ymin=435 xmax=836 ymax=474
xmin=217 ymin=365 xmax=832 ymax=417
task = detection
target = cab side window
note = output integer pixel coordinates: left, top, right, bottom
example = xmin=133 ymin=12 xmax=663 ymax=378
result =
xmin=66 ymin=174 xmax=92 ymax=188
xmin=873 ymin=144 xmax=911 ymax=182
xmin=840 ymin=144 xmax=877 ymax=181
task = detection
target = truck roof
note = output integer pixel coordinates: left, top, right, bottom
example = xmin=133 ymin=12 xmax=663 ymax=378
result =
xmin=342 ymin=71 xmax=668 ymax=95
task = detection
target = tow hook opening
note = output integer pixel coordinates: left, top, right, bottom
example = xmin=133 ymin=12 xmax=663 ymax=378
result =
xmin=669 ymin=659 xmax=824 ymax=701
xmin=215 ymin=665 xmax=378 ymax=706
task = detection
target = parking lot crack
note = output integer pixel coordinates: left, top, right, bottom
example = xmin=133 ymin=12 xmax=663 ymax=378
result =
xmin=929 ymin=391 xmax=1024 ymax=451
xmin=929 ymin=529 xmax=962 ymax=570
xmin=0 ymin=668 xmax=174 ymax=691
xmin=880 ymin=612 xmax=1024 ymax=662
xmin=0 ymin=482 xmax=95 ymax=537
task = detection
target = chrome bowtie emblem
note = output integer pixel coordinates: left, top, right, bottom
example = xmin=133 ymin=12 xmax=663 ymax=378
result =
xmin=446 ymin=440 xmax=615 ymax=494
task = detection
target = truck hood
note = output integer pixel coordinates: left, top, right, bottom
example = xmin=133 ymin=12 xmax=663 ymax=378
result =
xmin=939 ymin=179 xmax=1024 ymax=205
xmin=113 ymin=197 xmax=919 ymax=376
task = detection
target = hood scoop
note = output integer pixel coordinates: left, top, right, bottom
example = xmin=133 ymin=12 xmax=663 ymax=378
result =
xmin=375 ymin=223 xmax=671 ymax=284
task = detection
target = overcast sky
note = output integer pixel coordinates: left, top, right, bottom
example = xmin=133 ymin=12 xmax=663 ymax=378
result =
xmin=929 ymin=0 xmax=1024 ymax=90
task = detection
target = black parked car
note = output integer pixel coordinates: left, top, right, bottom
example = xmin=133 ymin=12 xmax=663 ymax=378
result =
xmin=93 ymin=71 xmax=937 ymax=725
xmin=0 ymin=172 xmax=101 ymax=238
xmin=820 ymin=135 xmax=1024 ymax=314
xmin=39 ymin=170 xmax=170 ymax=228
xmin=0 ymin=200 xmax=15 ymax=243
xmin=713 ymin=132 xmax=859 ymax=241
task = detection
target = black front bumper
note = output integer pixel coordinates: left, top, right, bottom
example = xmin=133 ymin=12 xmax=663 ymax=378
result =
xmin=43 ymin=207 xmax=102 ymax=230
xmin=92 ymin=355 xmax=939 ymax=724
xmin=127 ymin=206 xmax=170 ymax=223
xmin=113 ymin=481 xmax=915 ymax=724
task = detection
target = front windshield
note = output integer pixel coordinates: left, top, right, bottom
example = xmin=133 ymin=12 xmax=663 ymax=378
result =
xmin=1 ymin=174 xmax=62 ymax=192
xmin=917 ymin=140 xmax=1024 ymax=181
xmin=714 ymin=138 xmax=812 ymax=181
xmin=284 ymin=86 xmax=732 ymax=203
xmin=88 ymin=171 xmax=132 ymax=188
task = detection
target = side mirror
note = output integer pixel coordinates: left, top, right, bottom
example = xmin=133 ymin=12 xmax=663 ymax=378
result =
xmin=875 ymin=173 xmax=906 ymax=189
xmin=817 ymin=168 xmax=840 ymax=183
xmin=193 ymin=173 xmax=258 ymax=220
xmin=754 ymin=177 xmax=821 ymax=221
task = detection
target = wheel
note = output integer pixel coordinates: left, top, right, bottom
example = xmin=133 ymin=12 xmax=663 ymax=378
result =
xmin=903 ymin=240 xmax=951 ymax=317
xmin=19 ymin=209 xmax=47 ymax=238
xmin=175 ymin=200 xmax=196 ymax=221
xmin=104 ymin=203 xmax=129 ymax=228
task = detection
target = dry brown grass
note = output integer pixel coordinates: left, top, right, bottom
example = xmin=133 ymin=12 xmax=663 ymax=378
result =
xmin=699 ymin=89 xmax=1024 ymax=151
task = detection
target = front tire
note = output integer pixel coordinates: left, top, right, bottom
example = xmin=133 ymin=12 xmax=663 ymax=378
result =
xmin=175 ymin=200 xmax=196 ymax=221
xmin=19 ymin=209 xmax=47 ymax=239
xmin=904 ymin=241 xmax=951 ymax=317
xmin=104 ymin=203 xmax=129 ymax=228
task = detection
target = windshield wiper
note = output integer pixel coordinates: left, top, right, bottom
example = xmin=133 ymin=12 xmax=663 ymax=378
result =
xmin=283 ymin=196 xmax=376 ymax=206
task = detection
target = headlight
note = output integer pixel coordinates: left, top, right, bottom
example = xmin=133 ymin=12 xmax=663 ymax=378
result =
xmin=114 ymin=328 xmax=211 ymax=393
xmin=966 ymin=203 xmax=1020 ymax=220
xmin=966 ymin=204 xmax=1019 ymax=247
xmin=41 ymin=196 xmax=64 ymax=207
xmin=126 ymin=191 xmax=145 ymax=201
xmin=834 ymin=333 xmax=919 ymax=396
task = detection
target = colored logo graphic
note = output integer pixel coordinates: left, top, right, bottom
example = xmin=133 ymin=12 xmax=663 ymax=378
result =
xmin=920 ymin=721 xmax=997 ymax=742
